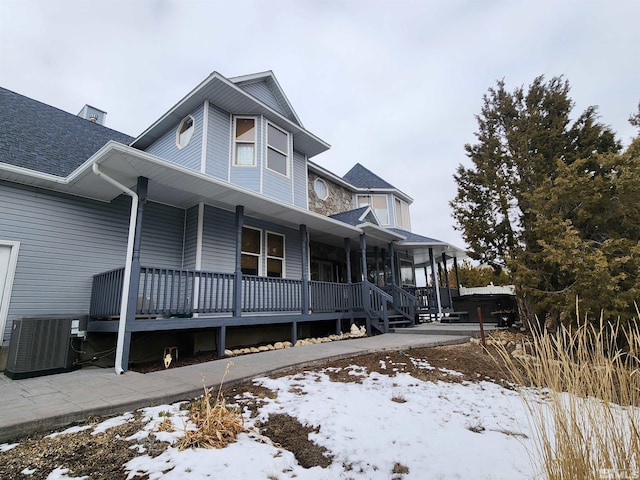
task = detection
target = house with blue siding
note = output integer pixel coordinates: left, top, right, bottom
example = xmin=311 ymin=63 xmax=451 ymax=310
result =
xmin=0 ymin=71 xmax=465 ymax=377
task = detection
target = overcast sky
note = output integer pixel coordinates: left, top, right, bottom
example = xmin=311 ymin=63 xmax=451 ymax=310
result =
xmin=1 ymin=0 xmax=638 ymax=251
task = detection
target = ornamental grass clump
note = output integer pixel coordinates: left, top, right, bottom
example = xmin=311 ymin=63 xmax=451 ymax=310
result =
xmin=493 ymin=315 xmax=640 ymax=480
xmin=178 ymin=363 xmax=245 ymax=450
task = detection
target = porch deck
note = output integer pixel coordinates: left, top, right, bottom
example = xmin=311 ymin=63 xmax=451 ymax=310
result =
xmin=87 ymin=265 xmax=419 ymax=357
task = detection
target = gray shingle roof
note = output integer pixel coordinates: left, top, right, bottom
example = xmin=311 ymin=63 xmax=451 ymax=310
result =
xmin=388 ymin=228 xmax=443 ymax=243
xmin=329 ymin=206 xmax=380 ymax=226
xmin=342 ymin=163 xmax=395 ymax=189
xmin=0 ymin=87 xmax=134 ymax=177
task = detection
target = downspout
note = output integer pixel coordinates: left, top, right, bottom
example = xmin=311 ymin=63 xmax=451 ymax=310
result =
xmin=92 ymin=163 xmax=138 ymax=375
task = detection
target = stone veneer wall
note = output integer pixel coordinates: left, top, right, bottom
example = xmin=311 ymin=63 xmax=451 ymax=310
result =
xmin=308 ymin=171 xmax=354 ymax=216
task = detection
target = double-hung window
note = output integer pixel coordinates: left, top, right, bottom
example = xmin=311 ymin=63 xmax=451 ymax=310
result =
xmin=234 ymin=118 xmax=256 ymax=166
xmin=241 ymin=227 xmax=285 ymax=278
xmin=266 ymin=123 xmax=289 ymax=176
xmin=266 ymin=232 xmax=285 ymax=278
xmin=241 ymin=227 xmax=261 ymax=275
xmin=394 ymin=198 xmax=411 ymax=230
xmin=357 ymin=194 xmax=389 ymax=225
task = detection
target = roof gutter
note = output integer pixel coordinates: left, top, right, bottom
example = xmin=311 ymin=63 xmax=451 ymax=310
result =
xmin=92 ymin=163 xmax=138 ymax=375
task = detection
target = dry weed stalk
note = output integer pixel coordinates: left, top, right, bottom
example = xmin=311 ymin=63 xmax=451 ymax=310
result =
xmin=492 ymin=317 xmax=640 ymax=479
xmin=178 ymin=362 xmax=246 ymax=450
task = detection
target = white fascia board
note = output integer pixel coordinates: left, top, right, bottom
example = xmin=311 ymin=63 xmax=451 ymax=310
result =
xmin=0 ymin=162 xmax=68 ymax=184
xmin=307 ymin=161 xmax=357 ymax=190
xmin=358 ymin=206 xmax=374 ymax=223
xmin=131 ymin=71 xmax=223 ymax=147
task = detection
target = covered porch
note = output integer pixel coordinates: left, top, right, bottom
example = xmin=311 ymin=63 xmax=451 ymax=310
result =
xmin=78 ymin=143 xmax=440 ymax=371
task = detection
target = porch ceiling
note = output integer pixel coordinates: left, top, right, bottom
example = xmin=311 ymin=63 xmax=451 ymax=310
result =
xmin=75 ymin=143 xmax=398 ymax=248
xmin=397 ymin=242 xmax=468 ymax=266
xmin=0 ymin=142 xmax=466 ymax=254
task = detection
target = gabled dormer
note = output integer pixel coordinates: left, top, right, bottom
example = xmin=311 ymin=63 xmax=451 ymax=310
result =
xmin=130 ymin=71 xmax=329 ymax=209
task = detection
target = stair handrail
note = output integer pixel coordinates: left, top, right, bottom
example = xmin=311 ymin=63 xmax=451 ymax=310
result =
xmin=363 ymin=281 xmax=393 ymax=333
xmin=391 ymin=285 xmax=418 ymax=325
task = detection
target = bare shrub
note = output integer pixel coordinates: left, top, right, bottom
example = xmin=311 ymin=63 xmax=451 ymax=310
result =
xmin=178 ymin=363 xmax=246 ymax=450
xmin=492 ymin=315 xmax=640 ymax=479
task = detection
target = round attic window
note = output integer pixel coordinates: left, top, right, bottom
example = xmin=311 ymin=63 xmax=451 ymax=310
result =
xmin=314 ymin=178 xmax=329 ymax=200
xmin=176 ymin=115 xmax=195 ymax=149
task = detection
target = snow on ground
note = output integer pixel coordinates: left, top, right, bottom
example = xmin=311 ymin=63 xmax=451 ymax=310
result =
xmin=6 ymin=356 xmax=545 ymax=479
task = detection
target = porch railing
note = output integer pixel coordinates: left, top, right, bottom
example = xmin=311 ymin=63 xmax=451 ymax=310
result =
xmin=138 ymin=267 xmax=235 ymax=316
xmin=309 ymin=281 xmax=363 ymax=312
xmin=241 ymin=275 xmax=302 ymax=312
xmin=90 ymin=266 xmax=413 ymax=325
xmin=90 ymin=267 xmax=125 ymax=319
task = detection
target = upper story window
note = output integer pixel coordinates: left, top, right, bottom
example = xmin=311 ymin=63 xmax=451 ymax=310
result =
xmin=176 ymin=115 xmax=195 ymax=149
xmin=394 ymin=197 xmax=411 ymax=230
xmin=313 ymin=178 xmax=328 ymax=200
xmin=266 ymin=123 xmax=289 ymax=176
xmin=234 ymin=117 xmax=256 ymax=166
xmin=357 ymin=194 xmax=389 ymax=225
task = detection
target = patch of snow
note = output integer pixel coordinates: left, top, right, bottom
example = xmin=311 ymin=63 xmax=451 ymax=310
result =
xmin=92 ymin=412 xmax=134 ymax=435
xmin=46 ymin=425 xmax=92 ymax=439
xmin=0 ymin=442 xmax=18 ymax=452
xmin=45 ymin=467 xmax=88 ymax=480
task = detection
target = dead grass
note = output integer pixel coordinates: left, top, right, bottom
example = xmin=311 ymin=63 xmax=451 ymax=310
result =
xmin=177 ymin=363 xmax=246 ymax=450
xmin=492 ymin=315 xmax=640 ymax=479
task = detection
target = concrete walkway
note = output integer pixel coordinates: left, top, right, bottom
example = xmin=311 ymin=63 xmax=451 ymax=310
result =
xmin=0 ymin=327 xmax=488 ymax=443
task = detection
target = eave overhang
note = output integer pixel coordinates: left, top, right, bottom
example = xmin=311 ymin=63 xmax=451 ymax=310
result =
xmin=0 ymin=142 xmax=397 ymax=248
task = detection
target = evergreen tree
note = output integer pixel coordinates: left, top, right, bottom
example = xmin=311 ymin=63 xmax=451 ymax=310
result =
xmin=452 ymin=76 xmax=625 ymax=324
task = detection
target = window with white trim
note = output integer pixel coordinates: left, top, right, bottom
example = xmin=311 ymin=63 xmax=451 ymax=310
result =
xmin=266 ymin=232 xmax=285 ymax=278
xmin=313 ymin=178 xmax=328 ymax=200
xmin=234 ymin=117 xmax=256 ymax=166
xmin=241 ymin=227 xmax=261 ymax=275
xmin=266 ymin=123 xmax=289 ymax=176
xmin=357 ymin=194 xmax=389 ymax=225
xmin=241 ymin=227 xmax=286 ymax=278
xmin=176 ymin=116 xmax=194 ymax=149
xmin=394 ymin=197 xmax=411 ymax=230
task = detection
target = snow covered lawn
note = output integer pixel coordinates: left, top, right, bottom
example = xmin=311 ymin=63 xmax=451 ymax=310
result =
xmin=2 ymin=352 xmax=541 ymax=479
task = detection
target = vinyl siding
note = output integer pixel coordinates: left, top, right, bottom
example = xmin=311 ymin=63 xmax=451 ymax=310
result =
xmin=200 ymin=206 xmax=236 ymax=273
xmin=238 ymin=81 xmax=286 ymax=116
xmin=145 ymin=103 xmax=205 ymax=171
xmin=0 ymin=181 xmax=186 ymax=345
xmin=205 ymin=104 xmax=231 ymax=180
xmin=139 ymin=202 xmax=185 ymax=268
xmin=292 ymin=150 xmax=307 ymax=208
xmin=182 ymin=205 xmax=199 ymax=269
xmin=199 ymin=205 xmax=302 ymax=279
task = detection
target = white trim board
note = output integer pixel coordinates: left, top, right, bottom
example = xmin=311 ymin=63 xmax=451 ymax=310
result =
xmin=0 ymin=240 xmax=20 ymax=345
